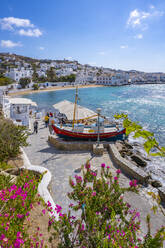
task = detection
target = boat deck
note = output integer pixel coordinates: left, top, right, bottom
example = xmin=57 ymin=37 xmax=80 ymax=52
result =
xmin=58 ymin=125 xmax=118 ymax=134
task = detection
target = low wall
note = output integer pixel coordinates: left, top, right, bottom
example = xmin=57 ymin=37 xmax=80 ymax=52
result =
xmin=108 ymin=143 xmax=149 ymax=184
xmin=48 ymin=135 xmax=93 ymax=151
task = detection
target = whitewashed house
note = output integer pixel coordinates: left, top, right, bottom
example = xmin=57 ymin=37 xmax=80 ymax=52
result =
xmin=5 ymin=68 xmax=33 ymax=82
xmin=9 ymin=98 xmax=37 ymax=127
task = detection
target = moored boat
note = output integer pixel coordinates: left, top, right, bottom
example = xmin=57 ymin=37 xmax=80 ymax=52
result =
xmin=52 ymin=124 xmax=126 ymax=141
xmin=52 ymin=87 xmax=126 ymax=141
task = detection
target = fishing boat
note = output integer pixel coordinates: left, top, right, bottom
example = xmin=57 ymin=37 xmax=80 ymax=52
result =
xmin=52 ymin=124 xmax=126 ymax=141
xmin=52 ymin=87 xmax=126 ymax=141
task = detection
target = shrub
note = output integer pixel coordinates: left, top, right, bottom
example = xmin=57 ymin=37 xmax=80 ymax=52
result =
xmin=19 ymin=77 xmax=31 ymax=88
xmin=33 ymin=83 xmax=39 ymax=90
xmin=0 ymin=118 xmax=28 ymax=162
xmin=48 ymin=163 xmax=165 ymax=247
xmin=0 ymin=170 xmax=43 ymax=247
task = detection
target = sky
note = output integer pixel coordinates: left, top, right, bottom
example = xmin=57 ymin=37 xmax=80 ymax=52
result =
xmin=0 ymin=0 xmax=165 ymax=72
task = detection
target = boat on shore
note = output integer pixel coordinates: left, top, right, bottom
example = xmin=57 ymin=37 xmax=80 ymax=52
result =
xmin=52 ymin=87 xmax=126 ymax=141
xmin=52 ymin=124 xmax=126 ymax=141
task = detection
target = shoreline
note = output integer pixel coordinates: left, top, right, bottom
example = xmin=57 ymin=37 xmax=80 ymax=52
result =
xmin=8 ymin=84 xmax=103 ymax=96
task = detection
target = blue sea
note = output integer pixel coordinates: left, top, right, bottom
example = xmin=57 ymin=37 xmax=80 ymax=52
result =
xmin=22 ymin=84 xmax=165 ymax=185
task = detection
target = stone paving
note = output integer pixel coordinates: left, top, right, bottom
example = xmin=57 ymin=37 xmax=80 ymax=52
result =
xmin=24 ymin=118 xmax=165 ymax=238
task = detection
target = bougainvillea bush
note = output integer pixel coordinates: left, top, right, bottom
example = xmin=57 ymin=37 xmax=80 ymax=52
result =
xmin=48 ymin=163 xmax=165 ymax=248
xmin=0 ymin=170 xmax=44 ymax=247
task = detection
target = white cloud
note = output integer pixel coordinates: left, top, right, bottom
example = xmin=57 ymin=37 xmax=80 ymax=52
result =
xmin=0 ymin=17 xmax=42 ymax=38
xmin=120 ymin=45 xmax=128 ymax=49
xmin=18 ymin=28 xmax=42 ymax=37
xmin=127 ymin=7 xmax=164 ymax=29
xmin=0 ymin=17 xmax=34 ymax=30
xmin=134 ymin=34 xmax=143 ymax=39
xmin=1 ymin=40 xmax=22 ymax=48
xmin=98 ymin=51 xmax=105 ymax=55
xmin=39 ymin=46 xmax=45 ymax=50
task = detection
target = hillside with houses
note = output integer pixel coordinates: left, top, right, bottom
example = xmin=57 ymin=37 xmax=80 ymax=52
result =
xmin=0 ymin=52 xmax=165 ymax=92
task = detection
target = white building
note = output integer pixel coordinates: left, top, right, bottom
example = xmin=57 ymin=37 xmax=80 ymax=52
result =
xmin=5 ymin=68 xmax=33 ymax=82
xmin=36 ymin=70 xmax=46 ymax=78
xmin=56 ymin=68 xmax=74 ymax=77
xmin=40 ymin=63 xmax=51 ymax=72
xmin=97 ymin=73 xmax=130 ymax=86
xmin=75 ymin=74 xmax=96 ymax=85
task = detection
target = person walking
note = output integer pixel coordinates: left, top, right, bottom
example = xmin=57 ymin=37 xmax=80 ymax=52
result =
xmin=33 ymin=120 xmax=39 ymax=134
xmin=44 ymin=115 xmax=49 ymax=128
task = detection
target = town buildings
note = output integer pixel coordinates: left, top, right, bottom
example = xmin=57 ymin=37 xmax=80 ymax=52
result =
xmin=1 ymin=53 xmax=165 ymax=91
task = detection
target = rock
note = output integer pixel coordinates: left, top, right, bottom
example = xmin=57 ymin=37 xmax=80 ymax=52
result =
xmin=115 ymin=142 xmax=124 ymax=152
xmin=130 ymin=154 xmax=147 ymax=167
xmin=124 ymin=141 xmax=133 ymax=149
xmin=125 ymin=150 xmax=133 ymax=156
xmin=121 ymin=147 xmax=128 ymax=153
xmin=151 ymin=180 xmax=162 ymax=188
xmin=120 ymin=151 xmax=126 ymax=158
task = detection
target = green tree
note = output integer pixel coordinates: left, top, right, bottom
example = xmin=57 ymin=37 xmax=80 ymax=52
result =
xmin=19 ymin=77 xmax=31 ymax=88
xmin=38 ymin=75 xmax=47 ymax=83
xmin=0 ymin=118 xmax=28 ymax=162
xmin=46 ymin=67 xmax=57 ymax=82
xmin=32 ymin=69 xmax=39 ymax=82
xmin=0 ymin=76 xmax=13 ymax=86
xmin=33 ymin=83 xmax=39 ymax=90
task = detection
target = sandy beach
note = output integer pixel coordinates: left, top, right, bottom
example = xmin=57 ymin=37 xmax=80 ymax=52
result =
xmin=8 ymin=84 xmax=103 ymax=96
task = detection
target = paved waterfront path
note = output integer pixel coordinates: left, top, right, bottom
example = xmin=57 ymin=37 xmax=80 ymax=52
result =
xmin=24 ymin=119 xmax=165 ymax=239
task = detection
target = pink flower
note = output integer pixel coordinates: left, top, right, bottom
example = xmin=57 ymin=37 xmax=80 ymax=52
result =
xmin=75 ymin=175 xmax=82 ymax=184
xmin=114 ymin=176 xmax=118 ymax=181
xmin=70 ymin=180 xmax=75 ymax=186
xmin=101 ymin=163 xmax=106 ymax=168
xmin=55 ymin=204 xmax=62 ymax=213
xmin=92 ymin=192 xmax=96 ymax=196
xmin=107 ymin=166 xmax=110 ymax=169
xmin=16 ymin=232 xmax=21 ymax=238
xmin=116 ymin=169 xmax=121 ymax=174
xmin=0 ymin=234 xmax=5 ymax=240
xmin=85 ymin=163 xmax=91 ymax=169
xmin=129 ymin=179 xmax=137 ymax=187
xmin=42 ymin=209 xmax=46 ymax=215
xmin=91 ymin=171 xmax=97 ymax=176
xmin=17 ymin=214 xmax=24 ymax=219
xmin=14 ymin=238 xmax=24 ymax=248
xmin=81 ymin=224 xmax=85 ymax=231
xmin=24 ymin=183 xmax=29 ymax=188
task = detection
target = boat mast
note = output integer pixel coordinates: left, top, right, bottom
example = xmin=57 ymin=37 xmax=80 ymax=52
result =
xmin=72 ymin=86 xmax=78 ymax=128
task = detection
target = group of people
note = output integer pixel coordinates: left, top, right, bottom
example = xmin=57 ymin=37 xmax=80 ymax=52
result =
xmin=33 ymin=111 xmax=68 ymax=134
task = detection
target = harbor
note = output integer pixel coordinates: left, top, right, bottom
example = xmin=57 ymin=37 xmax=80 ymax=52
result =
xmin=23 ymin=116 xmax=165 ymax=236
xmin=1 ymin=85 xmax=165 ymax=240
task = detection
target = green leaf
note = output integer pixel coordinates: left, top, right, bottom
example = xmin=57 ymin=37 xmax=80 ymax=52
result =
xmin=134 ymin=130 xmax=154 ymax=139
xmin=111 ymin=209 xmax=116 ymax=221
xmin=150 ymin=152 xmax=164 ymax=157
xmin=143 ymin=139 xmax=157 ymax=154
